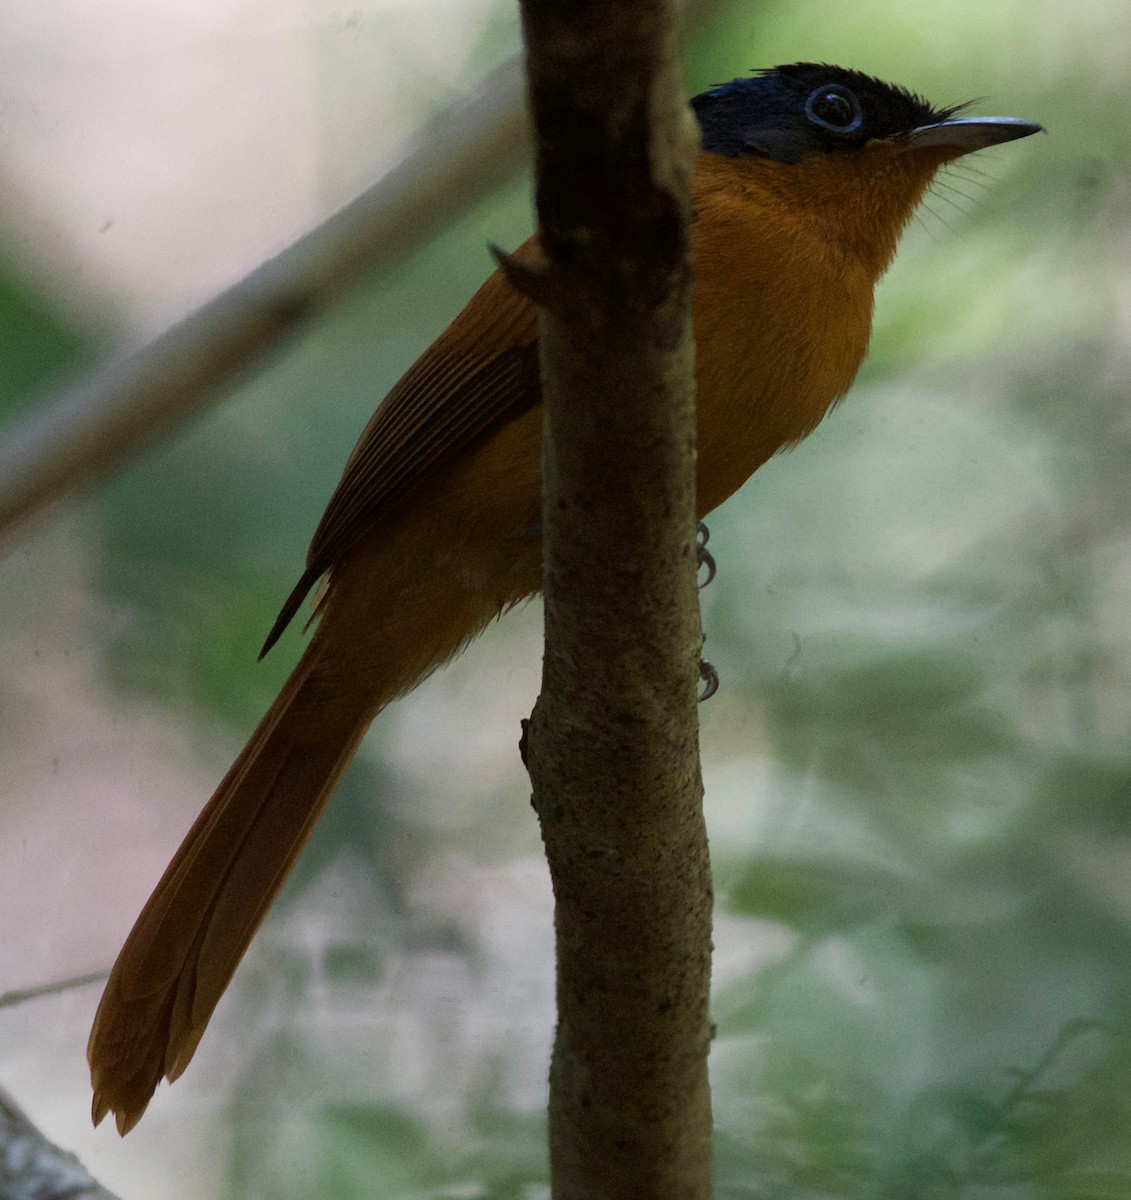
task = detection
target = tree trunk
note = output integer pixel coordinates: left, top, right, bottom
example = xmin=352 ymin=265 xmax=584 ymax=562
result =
xmin=517 ymin=2 xmax=713 ymax=1197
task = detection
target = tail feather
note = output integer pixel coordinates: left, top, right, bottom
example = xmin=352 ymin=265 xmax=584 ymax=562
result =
xmin=88 ymin=661 xmax=370 ymax=1135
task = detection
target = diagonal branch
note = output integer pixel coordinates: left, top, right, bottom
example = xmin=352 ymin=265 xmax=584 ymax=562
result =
xmin=0 ymin=55 xmax=530 ymax=542
xmin=0 ymin=2 xmax=725 ymax=549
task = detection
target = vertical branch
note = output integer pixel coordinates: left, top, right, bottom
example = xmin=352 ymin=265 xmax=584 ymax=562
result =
xmin=517 ymin=2 xmax=712 ymax=1198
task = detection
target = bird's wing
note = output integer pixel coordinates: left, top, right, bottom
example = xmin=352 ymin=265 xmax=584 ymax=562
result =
xmin=261 ymin=242 xmax=541 ymax=656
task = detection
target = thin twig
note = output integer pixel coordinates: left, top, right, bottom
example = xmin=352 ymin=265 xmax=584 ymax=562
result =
xmin=0 ymin=971 xmax=107 ymax=1010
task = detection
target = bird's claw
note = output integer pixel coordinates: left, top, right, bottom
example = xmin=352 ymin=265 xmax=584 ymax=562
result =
xmin=696 ymin=522 xmax=716 ymax=589
xmin=696 ymin=524 xmax=718 ymax=700
xmin=698 ymin=654 xmax=719 ymax=702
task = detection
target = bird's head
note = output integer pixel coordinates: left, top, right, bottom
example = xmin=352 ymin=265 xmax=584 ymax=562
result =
xmin=692 ymin=63 xmax=1042 ymax=272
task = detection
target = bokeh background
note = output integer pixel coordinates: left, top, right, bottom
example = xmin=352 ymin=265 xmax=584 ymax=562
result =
xmin=1 ymin=0 xmax=1126 ymax=1197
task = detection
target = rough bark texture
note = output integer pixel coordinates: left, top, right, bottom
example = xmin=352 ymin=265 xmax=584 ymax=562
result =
xmin=517 ymin=3 xmax=712 ymax=1198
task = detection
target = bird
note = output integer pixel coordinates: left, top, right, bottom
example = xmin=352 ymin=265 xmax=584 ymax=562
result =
xmin=88 ymin=62 xmax=1041 ymax=1133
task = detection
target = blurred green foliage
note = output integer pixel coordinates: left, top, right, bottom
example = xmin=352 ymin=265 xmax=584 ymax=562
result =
xmin=5 ymin=0 xmax=1130 ymax=1194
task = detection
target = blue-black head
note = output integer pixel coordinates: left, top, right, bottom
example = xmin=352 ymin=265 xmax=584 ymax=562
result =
xmin=693 ymin=63 xmax=1039 ymax=164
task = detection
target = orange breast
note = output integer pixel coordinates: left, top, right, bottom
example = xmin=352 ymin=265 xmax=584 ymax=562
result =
xmin=688 ymin=151 xmax=878 ymax=516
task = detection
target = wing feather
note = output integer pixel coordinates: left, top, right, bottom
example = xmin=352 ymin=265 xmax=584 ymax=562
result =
xmin=260 ymin=240 xmax=541 ymax=656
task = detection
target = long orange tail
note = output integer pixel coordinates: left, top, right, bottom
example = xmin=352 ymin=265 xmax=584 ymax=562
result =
xmin=88 ymin=392 xmax=545 ymax=1134
xmin=88 ymin=652 xmax=371 ymax=1134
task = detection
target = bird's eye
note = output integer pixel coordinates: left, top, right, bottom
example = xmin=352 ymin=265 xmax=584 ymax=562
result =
xmin=805 ymin=84 xmax=864 ymax=134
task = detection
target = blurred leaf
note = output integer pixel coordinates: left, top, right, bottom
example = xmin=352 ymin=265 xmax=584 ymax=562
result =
xmin=1039 ymin=752 xmax=1131 ymax=835
xmin=727 ymin=853 xmax=935 ymax=933
xmin=770 ymin=644 xmax=986 ymax=726
xmin=1043 ymin=1172 xmax=1131 ymax=1199
xmin=318 ymin=1103 xmax=442 ymax=1199
xmin=0 ymin=255 xmax=91 ymax=413
xmin=455 ymin=1104 xmax=548 ymax=1198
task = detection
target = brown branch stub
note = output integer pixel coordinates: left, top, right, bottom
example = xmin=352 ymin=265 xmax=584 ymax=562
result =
xmin=518 ymin=2 xmax=711 ymax=1198
xmin=489 ymin=243 xmax=553 ymax=305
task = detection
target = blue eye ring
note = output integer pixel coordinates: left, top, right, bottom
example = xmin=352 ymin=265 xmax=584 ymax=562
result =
xmin=805 ymin=84 xmax=864 ymax=134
